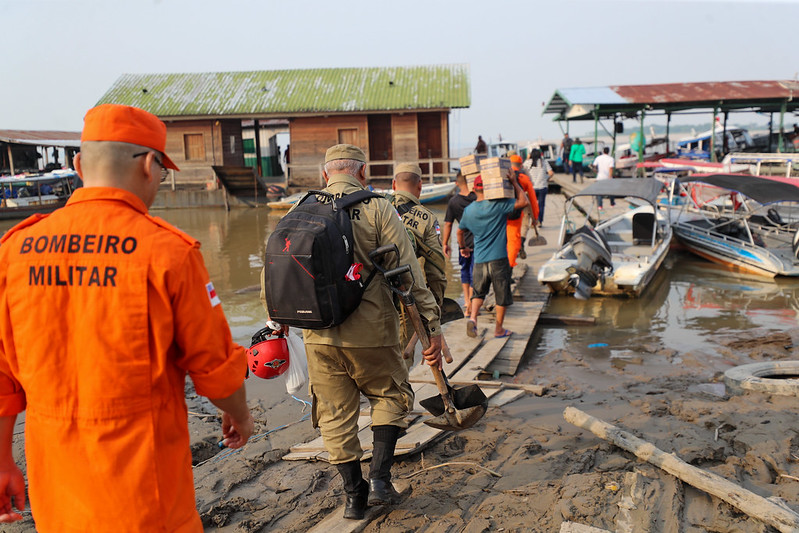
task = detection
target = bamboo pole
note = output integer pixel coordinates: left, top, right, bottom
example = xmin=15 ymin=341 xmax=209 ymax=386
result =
xmin=563 ymin=406 xmax=799 ymax=533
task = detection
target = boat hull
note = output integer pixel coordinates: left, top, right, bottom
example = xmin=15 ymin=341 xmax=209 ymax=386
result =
xmin=538 ymin=188 xmax=673 ymax=299
xmin=0 ymin=200 xmax=67 ymax=220
xmin=672 ymin=223 xmax=799 ymax=277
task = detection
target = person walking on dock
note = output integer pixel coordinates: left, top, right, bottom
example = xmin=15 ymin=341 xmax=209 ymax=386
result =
xmin=506 ymin=155 xmax=538 ymax=266
xmin=0 ymin=104 xmax=254 ymax=531
xmin=570 ymin=138 xmax=586 ymax=183
xmin=458 ymin=172 xmax=528 ymax=339
xmin=281 ymin=144 xmax=442 ymax=520
xmin=592 ymin=146 xmax=616 ymax=209
xmin=475 ymin=135 xmax=488 ymax=155
xmin=525 ymin=148 xmax=554 ymax=224
xmin=560 ymin=133 xmax=573 ymax=174
xmin=388 ymin=162 xmax=448 ymax=364
xmin=442 ymin=172 xmax=476 ymax=309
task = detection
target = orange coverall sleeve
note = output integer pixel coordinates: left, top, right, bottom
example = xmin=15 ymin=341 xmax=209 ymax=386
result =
xmin=520 ymin=174 xmax=539 ymax=221
xmin=169 ymin=247 xmax=246 ymax=400
xmin=0 ymin=261 xmax=26 ymax=417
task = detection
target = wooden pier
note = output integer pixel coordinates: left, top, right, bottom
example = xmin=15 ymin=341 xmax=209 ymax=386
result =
xmin=284 ymin=175 xmax=590 ymax=467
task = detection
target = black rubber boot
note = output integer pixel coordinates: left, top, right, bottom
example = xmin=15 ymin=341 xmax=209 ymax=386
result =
xmin=336 ymin=461 xmax=368 ymax=520
xmin=368 ymin=425 xmax=403 ymax=506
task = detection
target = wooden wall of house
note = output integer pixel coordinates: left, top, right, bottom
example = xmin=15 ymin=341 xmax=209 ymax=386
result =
xmin=164 ymin=120 xmax=215 ymax=185
xmin=392 ymin=114 xmax=418 ymax=163
xmin=289 ymin=115 xmax=369 ymax=188
xmin=164 ymin=119 xmax=245 ymax=185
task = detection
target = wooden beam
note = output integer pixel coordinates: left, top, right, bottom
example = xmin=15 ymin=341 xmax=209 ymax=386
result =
xmin=564 ymin=407 xmax=799 ymax=533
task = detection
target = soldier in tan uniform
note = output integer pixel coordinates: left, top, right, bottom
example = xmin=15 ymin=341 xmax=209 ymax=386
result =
xmin=263 ymin=145 xmax=442 ymax=520
xmin=388 ymin=163 xmax=448 ymax=362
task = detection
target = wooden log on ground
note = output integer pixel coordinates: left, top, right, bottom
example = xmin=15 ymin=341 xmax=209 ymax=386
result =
xmin=563 ymin=406 xmax=799 ymax=533
xmin=306 ymin=480 xmax=410 ymax=533
xmin=408 ymin=378 xmax=545 ymax=396
xmin=539 ymin=314 xmax=597 ymax=326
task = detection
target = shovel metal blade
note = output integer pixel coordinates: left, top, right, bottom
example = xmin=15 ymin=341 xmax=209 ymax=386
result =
xmin=527 ymin=235 xmax=547 ymax=246
xmin=424 ymin=403 xmax=487 ymax=431
xmin=419 ymin=383 xmax=488 ymax=431
xmin=420 ymin=384 xmax=487 ymax=416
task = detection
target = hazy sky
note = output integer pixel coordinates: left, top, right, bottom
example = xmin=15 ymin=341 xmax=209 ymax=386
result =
xmin=2 ymin=0 xmax=798 ymax=152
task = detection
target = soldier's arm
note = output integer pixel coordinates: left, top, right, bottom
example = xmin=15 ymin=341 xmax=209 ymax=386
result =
xmin=422 ymin=217 xmax=447 ymax=309
xmin=441 ymin=220 xmax=454 ymax=257
xmin=376 ymin=200 xmax=441 ymax=338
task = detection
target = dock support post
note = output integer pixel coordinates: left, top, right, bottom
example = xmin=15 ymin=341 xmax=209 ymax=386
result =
xmin=665 ymin=112 xmax=671 ymax=156
xmin=768 ymin=112 xmax=774 ymax=152
xmin=710 ymin=105 xmax=719 ymax=163
xmin=594 ymin=106 xmax=599 ymax=166
xmin=779 ymin=101 xmax=787 ymax=153
xmin=722 ymin=110 xmax=729 ymax=155
xmin=254 ymin=119 xmax=263 ymax=178
xmin=6 ymin=144 xmax=14 ymax=175
xmin=637 ymin=110 xmax=645 ymax=177
xmin=611 ymin=113 xmax=617 ymax=158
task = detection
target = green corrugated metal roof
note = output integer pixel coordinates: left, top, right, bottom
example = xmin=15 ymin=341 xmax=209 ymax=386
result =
xmin=97 ymin=64 xmax=470 ymax=117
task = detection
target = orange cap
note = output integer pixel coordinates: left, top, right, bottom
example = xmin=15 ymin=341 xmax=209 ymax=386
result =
xmin=81 ymin=104 xmax=179 ymax=170
xmin=510 ymin=155 xmax=523 ymax=164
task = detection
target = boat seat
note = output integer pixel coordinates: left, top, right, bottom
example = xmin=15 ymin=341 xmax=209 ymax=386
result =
xmin=632 ymin=213 xmax=655 ymax=245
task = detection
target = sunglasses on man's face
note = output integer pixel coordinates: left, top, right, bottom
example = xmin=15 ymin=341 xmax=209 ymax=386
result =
xmin=133 ymin=152 xmax=169 ymax=182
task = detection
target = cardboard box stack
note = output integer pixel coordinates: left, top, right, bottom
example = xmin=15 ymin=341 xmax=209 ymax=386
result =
xmin=479 ymin=157 xmax=514 ymax=199
xmin=458 ymin=154 xmax=485 ymax=191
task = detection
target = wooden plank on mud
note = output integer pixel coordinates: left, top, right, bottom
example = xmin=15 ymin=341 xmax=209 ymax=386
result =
xmin=306 ymin=480 xmax=411 ymax=533
xmin=407 ymin=318 xmax=485 ymax=381
xmin=486 ymin=301 xmax=545 ymax=376
xmin=452 ymin=335 xmax=509 ymax=381
xmin=485 ymin=388 xmax=525 ymax=408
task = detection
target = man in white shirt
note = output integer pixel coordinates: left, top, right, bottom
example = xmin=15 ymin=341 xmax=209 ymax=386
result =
xmin=592 ymin=147 xmax=615 ymax=209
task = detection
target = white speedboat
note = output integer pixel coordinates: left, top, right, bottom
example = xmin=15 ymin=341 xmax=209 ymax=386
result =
xmin=538 ymin=178 xmax=672 ymax=299
xmin=668 ymin=174 xmax=799 ymax=277
xmin=374 ymin=181 xmax=457 ymax=204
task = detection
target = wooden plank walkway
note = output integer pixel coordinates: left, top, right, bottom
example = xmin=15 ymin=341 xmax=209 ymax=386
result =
xmin=282 ymin=180 xmax=581 ymax=465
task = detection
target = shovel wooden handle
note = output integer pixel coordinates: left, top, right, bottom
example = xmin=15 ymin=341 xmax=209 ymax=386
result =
xmin=403 ymin=332 xmax=418 ymax=360
xmin=403 ymin=300 xmax=455 ymax=414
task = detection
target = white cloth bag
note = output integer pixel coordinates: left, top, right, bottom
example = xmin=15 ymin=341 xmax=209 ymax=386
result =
xmin=284 ymin=332 xmax=308 ymax=395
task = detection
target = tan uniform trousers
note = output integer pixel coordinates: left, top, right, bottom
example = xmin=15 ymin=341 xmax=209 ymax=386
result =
xmin=306 ymin=342 xmax=413 ymax=464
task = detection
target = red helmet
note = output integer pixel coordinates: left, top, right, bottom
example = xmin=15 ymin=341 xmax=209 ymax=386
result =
xmin=247 ymin=326 xmax=289 ymax=379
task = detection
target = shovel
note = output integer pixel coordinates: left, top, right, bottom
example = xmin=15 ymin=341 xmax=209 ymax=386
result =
xmin=368 ymin=245 xmax=487 ymax=432
xmin=527 ymin=223 xmax=547 ymax=246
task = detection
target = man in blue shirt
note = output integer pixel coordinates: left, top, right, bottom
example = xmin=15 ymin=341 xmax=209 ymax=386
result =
xmin=458 ymin=172 xmax=528 ymax=338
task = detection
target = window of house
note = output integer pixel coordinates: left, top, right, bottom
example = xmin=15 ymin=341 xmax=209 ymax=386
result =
xmin=338 ymin=128 xmax=358 ymax=146
xmin=184 ymin=134 xmax=206 ymax=160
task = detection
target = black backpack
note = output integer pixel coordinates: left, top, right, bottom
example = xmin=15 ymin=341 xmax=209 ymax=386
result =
xmin=263 ymin=189 xmax=380 ymax=329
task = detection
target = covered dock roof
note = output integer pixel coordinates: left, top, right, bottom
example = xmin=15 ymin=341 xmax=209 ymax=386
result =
xmin=0 ymin=130 xmax=81 ymax=148
xmin=97 ymin=64 xmax=471 ymax=119
xmin=543 ymin=80 xmax=799 ymax=120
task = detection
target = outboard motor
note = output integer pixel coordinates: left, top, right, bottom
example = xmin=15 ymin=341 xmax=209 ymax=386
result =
xmin=566 ymin=225 xmax=613 ymax=300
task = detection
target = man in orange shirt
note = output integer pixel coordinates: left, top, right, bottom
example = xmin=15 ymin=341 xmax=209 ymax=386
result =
xmin=0 ymin=104 xmax=254 ymax=532
xmin=506 ymin=155 xmax=539 ymax=267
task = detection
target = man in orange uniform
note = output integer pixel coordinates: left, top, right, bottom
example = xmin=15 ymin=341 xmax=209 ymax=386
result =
xmin=0 ymin=104 xmax=254 ymax=532
xmin=506 ymin=155 xmax=538 ymax=267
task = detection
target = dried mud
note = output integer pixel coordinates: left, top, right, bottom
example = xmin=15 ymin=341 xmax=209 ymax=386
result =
xmin=6 ymin=329 xmax=799 ymax=532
